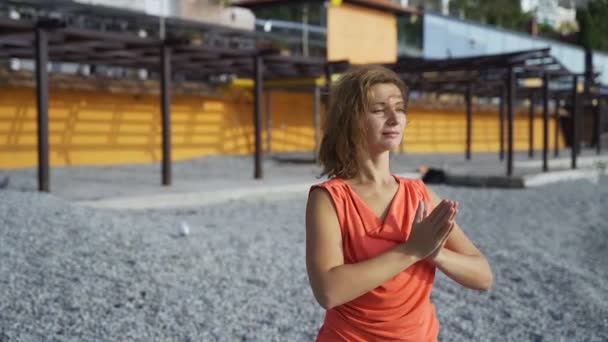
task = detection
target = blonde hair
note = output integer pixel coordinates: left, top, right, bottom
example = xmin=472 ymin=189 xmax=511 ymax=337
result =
xmin=318 ymin=65 xmax=408 ymax=179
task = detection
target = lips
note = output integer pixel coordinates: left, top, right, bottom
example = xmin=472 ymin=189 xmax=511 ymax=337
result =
xmin=382 ymin=132 xmax=400 ymax=136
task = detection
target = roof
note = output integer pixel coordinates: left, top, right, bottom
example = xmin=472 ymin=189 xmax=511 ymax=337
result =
xmin=231 ymin=0 xmax=420 ymax=15
xmin=385 ymin=48 xmax=577 ymax=97
xmin=0 ymin=1 xmax=350 ymax=82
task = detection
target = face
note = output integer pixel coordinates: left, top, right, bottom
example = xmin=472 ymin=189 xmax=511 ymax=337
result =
xmin=364 ymin=83 xmax=407 ymax=154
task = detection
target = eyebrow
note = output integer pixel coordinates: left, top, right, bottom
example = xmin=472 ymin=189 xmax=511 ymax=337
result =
xmin=371 ymin=101 xmax=405 ymax=106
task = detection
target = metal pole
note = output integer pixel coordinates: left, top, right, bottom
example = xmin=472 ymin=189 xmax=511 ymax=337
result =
xmin=554 ymin=97 xmax=560 ymax=157
xmin=597 ymin=97 xmax=603 ymax=155
xmin=266 ymin=90 xmax=272 ymax=155
xmin=324 ymin=63 xmax=333 ymax=109
xmin=542 ymin=74 xmax=549 ymax=172
xmin=465 ymin=83 xmax=472 ymax=160
xmin=507 ymin=67 xmax=515 ymax=176
xmin=499 ymin=85 xmax=505 ymax=160
xmin=571 ymin=75 xmax=578 ymax=169
xmin=528 ymin=92 xmax=535 ymax=158
xmin=313 ymin=85 xmax=321 ymax=160
xmin=160 ymin=43 xmax=172 ymax=186
xmin=35 ymin=26 xmax=49 ymax=192
xmin=253 ymin=55 xmax=264 ymax=179
xmin=579 ymin=93 xmax=584 ymax=157
xmin=302 ymin=4 xmax=309 ymax=57
xmin=159 ymin=0 xmax=166 ymax=39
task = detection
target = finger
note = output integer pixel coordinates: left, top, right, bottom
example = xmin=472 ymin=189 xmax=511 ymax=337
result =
xmin=425 ymin=199 xmax=448 ymax=223
xmin=447 ymin=201 xmax=458 ymax=221
xmin=428 ymin=201 xmax=453 ymax=227
xmin=423 ymin=201 xmax=428 ymax=218
xmin=436 ymin=221 xmax=455 ymax=242
xmin=443 ymin=201 xmax=457 ymax=219
xmin=414 ymin=200 xmax=423 ymax=223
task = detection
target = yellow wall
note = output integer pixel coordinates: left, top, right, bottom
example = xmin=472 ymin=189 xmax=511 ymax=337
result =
xmin=0 ymin=86 xmax=565 ymax=169
xmin=400 ymin=108 xmax=566 ymax=153
xmin=0 ymin=87 xmax=320 ymax=169
xmin=327 ymin=3 xmax=397 ymax=64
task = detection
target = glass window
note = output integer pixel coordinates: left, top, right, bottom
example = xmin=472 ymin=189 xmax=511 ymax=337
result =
xmin=397 ymin=13 xmax=423 ymax=57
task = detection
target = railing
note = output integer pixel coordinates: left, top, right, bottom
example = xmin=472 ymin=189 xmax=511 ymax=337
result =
xmin=423 ymin=12 xmax=608 ymax=85
xmin=254 ymin=18 xmax=326 ymax=58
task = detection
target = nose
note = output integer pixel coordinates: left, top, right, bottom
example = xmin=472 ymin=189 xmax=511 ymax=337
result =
xmin=386 ymin=107 xmax=399 ymax=125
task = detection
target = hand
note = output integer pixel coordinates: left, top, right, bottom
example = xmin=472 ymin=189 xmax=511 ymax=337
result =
xmin=427 ymin=246 xmax=446 ymax=265
xmin=427 ymin=201 xmax=458 ymax=264
xmin=403 ymin=199 xmax=457 ymax=260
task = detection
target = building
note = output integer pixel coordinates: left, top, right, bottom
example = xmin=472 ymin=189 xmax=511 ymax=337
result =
xmin=1 ymin=0 xmax=605 ymax=173
xmin=521 ymin=0 xmax=578 ymax=31
xmin=73 ymin=0 xmax=256 ymax=30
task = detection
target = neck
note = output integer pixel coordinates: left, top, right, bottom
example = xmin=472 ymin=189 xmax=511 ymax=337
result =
xmin=353 ymin=150 xmax=393 ymax=185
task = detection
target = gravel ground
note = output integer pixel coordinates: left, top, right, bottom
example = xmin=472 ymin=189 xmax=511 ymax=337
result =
xmin=3 ymin=150 xmax=602 ymax=201
xmin=1 ymin=168 xmax=607 ymax=341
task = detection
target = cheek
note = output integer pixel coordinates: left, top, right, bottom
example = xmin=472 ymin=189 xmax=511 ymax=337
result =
xmin=366 ymin=117 xmax=382 ymax=130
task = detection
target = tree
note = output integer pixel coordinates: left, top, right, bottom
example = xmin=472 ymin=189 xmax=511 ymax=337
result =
xmin=576 ymin=0 xmax=608 ymax=51
xmin=448 ymin=0 xmax=534 ymax=32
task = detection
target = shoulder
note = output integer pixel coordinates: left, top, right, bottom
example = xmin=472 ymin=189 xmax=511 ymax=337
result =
xmin=308 ymin=178 xmax=347 ymax=216
xmin=395 ymin=175 xmax=438 ymax=200
xmin=394 ymin=175 xmax=425 ymax=189
xmin=309 ymin=177 xmax=346 ymax=197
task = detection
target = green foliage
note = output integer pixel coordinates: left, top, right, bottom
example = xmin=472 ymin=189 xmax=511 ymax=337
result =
xmin=537 ymin=23 xmax=560 ymax=38
xmin=448 ymin=0 xmax=533 ymax=31
xmin=576 ymin=0 xmax=608 ymax=51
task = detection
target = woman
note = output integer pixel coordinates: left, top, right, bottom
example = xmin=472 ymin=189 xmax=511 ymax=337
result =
xmin=305 ymin=65 xmax=493 ymax=341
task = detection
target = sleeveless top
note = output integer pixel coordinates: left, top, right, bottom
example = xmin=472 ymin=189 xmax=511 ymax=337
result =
xmin=310 ymin=176 xmax=439 ymax=342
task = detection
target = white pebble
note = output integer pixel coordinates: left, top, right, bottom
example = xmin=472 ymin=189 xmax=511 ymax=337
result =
xmin=179 ymin=221 xmax=190 ymax=236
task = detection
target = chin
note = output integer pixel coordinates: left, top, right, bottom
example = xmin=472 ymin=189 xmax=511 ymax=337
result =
xmin=372 ymin=144 xmax=400 ymax=153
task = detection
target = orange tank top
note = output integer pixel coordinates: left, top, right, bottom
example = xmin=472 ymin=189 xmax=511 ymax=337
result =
xmin=310 ymin=176 xmax=439 ymax=342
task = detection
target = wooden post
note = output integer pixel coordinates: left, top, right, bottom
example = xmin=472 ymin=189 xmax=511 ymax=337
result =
xmin=266 ymin=90 xmax=272 ymax=155
xmin=313 ymin=85 xmax=321 ymax=160
xmin=528 ymin=92 xmax=535 ymax=158
xmin=542 ymin=73 xmax=549 ymax=172
xmin=554 ymin=97 xmax=560 ymax=157
xmin=160 ymin=43 xmax=172 ymax=186
xmin=35 ymin=26 xmax=49 ymax=192
xmin=253 ymin=55 xmax=264 ymax=179
xmin=571 ymin=75 xmax=578 ymax=169
xmin=499 ymin=85 xmax=506 ymax=160
xmin=507 ymin=67 xmax=516 ymax=176
xmin=465 ymin=83 xmax=473 ymax=160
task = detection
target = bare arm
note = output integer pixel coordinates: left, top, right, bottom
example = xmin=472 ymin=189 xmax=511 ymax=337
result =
xmin=305 ymin=188 xmax=455 ymax=309
xmin=426 ymin=188 xmax=493 ymax=291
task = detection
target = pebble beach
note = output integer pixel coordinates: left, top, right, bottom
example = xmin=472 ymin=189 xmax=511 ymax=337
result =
xmin=1 ymin=155 xmax=607 ymax=341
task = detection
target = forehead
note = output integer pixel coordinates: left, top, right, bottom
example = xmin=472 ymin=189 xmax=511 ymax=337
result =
xmin=369 ymin=83 xmax=403 ymax=103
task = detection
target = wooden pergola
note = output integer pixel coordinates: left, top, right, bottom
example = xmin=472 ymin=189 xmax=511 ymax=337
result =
xmin=385 ymin=48 xmax=606 ymax=176
xmin=1 ymin=1 xmax=605 ymax=190
xmin=0 ymin=10 xmax=348 ymax=192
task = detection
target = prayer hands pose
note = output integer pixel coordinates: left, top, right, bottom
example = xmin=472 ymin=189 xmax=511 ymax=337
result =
xmin=405 ymin=199 xmax=457 ymax=260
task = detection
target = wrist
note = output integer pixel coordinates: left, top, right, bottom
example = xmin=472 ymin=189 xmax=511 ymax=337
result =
xmin=432 ymin=248 xmax=447 ymax=265
xmin=399 ymin=243 xmax=422 ymax=263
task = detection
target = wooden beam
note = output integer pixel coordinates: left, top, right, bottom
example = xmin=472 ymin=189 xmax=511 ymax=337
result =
xmin=35 ymin=26 xmax=50 ymax=192
xmin=571 ymin=75 xmax=578 ymax=169
xmin=160 ymin=43 xmax=172 ymax=186
xmin=542 ymin=73 xmax=549 ymax=172
xmin=465 ymin=82 xmax=473 ymax=160
xmin=507 ymin=66 xmax=516 ymax=176
xmin=253 ymin=54 xmax=264 ymax=179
